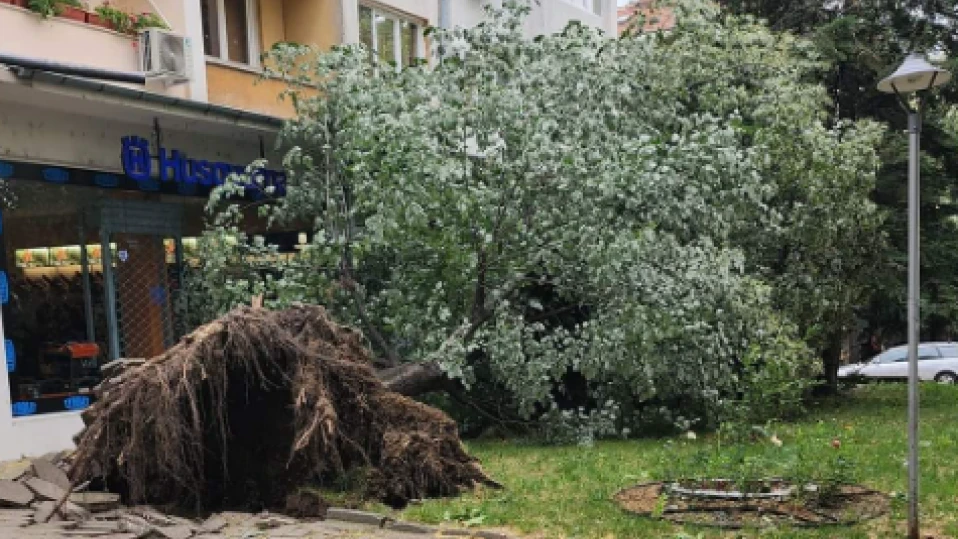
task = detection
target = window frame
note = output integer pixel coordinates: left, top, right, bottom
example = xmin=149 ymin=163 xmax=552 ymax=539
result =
xmin=563 ymin=0 xmax=603 ymax=16
xmin=203 ymin=0 xmax=261 ymax=69
xmin=358 ymin=3 xmax=424 ymax=70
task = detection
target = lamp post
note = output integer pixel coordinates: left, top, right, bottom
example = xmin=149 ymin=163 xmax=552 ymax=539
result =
xmin=877 ymin=53 xmax=951 ymax=539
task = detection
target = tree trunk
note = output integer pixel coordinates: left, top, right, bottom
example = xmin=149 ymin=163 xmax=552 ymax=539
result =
xmin=377 ymin=361 xmax=449 ymax=396
xmin=821 ymin=334 xmax=842 ymax=395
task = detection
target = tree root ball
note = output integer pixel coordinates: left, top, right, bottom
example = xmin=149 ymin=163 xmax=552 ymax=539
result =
xmin=70 ymin=305 xmax=497 ymax=512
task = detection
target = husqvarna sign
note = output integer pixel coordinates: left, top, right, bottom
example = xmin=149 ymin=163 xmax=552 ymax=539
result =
xmin=121 ymin=136 xmax=286 ymax=196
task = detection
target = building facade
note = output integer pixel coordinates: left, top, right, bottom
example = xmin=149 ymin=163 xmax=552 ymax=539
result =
xmin=616 ymin=0 xmax=675 ymax=35
xmin=0 ymin=0 xmax=614 ymax=461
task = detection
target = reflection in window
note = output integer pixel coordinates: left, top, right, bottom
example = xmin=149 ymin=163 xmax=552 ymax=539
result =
xmin=201 ymin=0 xmax=221 ymax=59
xmin=359 ymin=5 xmax=374 ymax=59
xmin=376 ymin=14 xmax=395 ymax=66
xmin=358 ymin=5 xmax=420 ymax=69
xmin=224 ymin=0 xmax=250 ymax=64
xmin=200 ymin=0 xmax=257 ymax=66
xmin=401 ymin=21 xmax=416 ymax=67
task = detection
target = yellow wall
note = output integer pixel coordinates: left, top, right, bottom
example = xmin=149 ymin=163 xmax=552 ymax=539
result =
xmin=284 ymin=0 xmax=341 ymax=50
xmin=259 ymin=0 xmax=287 ymax=49
xmin=205 ymin=0 xmax=339 ymax=119
xmin=206 ymin=65 xmax=295 ymax=118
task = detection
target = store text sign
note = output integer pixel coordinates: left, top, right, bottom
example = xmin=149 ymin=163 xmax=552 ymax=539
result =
xmin=121 ymin=136 xmax=286 ymax=196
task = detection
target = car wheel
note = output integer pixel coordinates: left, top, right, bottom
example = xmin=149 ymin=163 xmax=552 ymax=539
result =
xmin=934 ymin=371 xmax=958 ymax=385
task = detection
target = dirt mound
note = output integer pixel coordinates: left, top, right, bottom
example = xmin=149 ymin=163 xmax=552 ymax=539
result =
xmin=70 ymin=305 xmax=495 ymax=513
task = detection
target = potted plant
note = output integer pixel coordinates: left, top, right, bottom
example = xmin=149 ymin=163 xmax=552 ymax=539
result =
xmin=26 ymin=0 xmax=83 ymax=19
xmin=93 ymin=2 xmax=131 ymax=33
xmin=26 ymin=0 xmax=58 ymax=17
xmin=56 ymin=0 xmax=85 ymax=21
xmin=84 ymin=7 xmax=110 ymax=29
xmin=131 ymin=11 xmax=167 ymax=31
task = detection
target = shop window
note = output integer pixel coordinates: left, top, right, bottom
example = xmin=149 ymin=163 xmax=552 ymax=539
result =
xmin=3 ymin=183 xmax=110 ymax=416
xmin=1 ymin=183 xmax=212 ymax=417
xmin=0 ymin=176 xmax=315 ymax=418
xmin=358 ymin=4 xmax=421 ymax=68
xmin=202 ymin=0 xmax=259 ymax=66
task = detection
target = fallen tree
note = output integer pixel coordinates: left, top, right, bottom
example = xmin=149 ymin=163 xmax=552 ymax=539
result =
xmin=70 ymin=305 xmax=496 ymax=513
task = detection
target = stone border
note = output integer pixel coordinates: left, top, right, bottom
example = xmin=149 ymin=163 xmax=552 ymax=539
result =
xmin=324 ymin=507 xmax=512 ymax=538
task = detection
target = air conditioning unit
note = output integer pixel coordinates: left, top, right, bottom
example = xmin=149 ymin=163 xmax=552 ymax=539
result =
xmin=138 ymin=28 xmax=193 ymax=85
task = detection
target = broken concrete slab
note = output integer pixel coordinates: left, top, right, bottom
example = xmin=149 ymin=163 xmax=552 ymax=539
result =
xmin=117 ymin=515 xmax=151 ymax=536
xmin=386 ymin=521 xmax=438 ymax=534
xmin=0 ymin=459 xmax=33 ymax=482
xmin=31 ymin=459 xmax=72 ymax=492
xmin=0 ymin=508 xmax=35 ymax=518
xmin=60 ymin=520 xmax=122 ymax=532
xmin=325 ymin=507 xmax=388 ymax=527
xmin=264 ymin=525 xmax=313 ymax=538
xmin=71 ymin=492 xmax=121 ymax=513
xmin=255 ymin=515 xmax=297 ymax=529
xmin=198 ymin=514 xmax=226 ymax=534
xmin=436 ymin=530 xmax=512 ymax=539
xmin=61 ymin=502 xmax=92 ymax=521
xmin=0 ymin=479 xmax=35 ymax=507
xmin=38 ymin=451 xmax=69 ymax=465
xmin=128 ymin=506 xmax=175 ymax=526
xmin=33 ymin=501 xmax=64 ymax=523
xmin=59 ymin=528 xmax=124 ymax=537
xmin=151 ymin=524 xmax=194 ymax=539
xmin=24 ymin=477 xmax=67 ymax=501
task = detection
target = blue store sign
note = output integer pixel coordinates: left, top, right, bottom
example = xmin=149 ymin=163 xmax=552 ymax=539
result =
xmin=121 ymin=136 xmax=286 ymax=196
xmin=5 ymin=340 xmax=14 ymax=373
xmin=64 ymin=395 xmax=91 ymax=411
xmin=12 ymin=402 xmax=37 ymax=417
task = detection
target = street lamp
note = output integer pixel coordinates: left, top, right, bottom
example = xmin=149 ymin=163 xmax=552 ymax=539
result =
xmin=877 ymin=53 xmax=951 ymax=539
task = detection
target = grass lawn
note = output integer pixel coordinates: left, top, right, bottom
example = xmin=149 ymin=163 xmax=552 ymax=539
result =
xmin=393 ymin=384 xmax=958 ymax=538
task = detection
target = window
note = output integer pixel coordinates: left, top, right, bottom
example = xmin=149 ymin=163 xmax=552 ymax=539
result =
xmin=919 ymin=345 xmax=941 ymax=360
xmin=358 ymin=5 xmax=421 ymax=69
xmin=878 ymin=348 xmax=907 ymax=363
xmin=939 ymin=344 xmax=958 ymax=358
xmin=202 ymin=0 xmax=259 ymax=66
xmin=879 ymin=346 xmax=941 ymax=362
xmin=564 ymin=0 xmax=603 ymax=16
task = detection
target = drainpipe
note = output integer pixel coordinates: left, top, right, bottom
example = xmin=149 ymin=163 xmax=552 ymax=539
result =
xmin=0 ymin=52 xmax=147 ymax=85
xmin=437 ymin=0 xmax=451 ymax=61
xmin=439 ymin=0 xmax=450 ymax=29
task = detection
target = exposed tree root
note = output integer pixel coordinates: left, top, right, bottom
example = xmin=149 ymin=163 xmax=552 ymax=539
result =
xmin=70 ymin=305 xmax=495 ymax=513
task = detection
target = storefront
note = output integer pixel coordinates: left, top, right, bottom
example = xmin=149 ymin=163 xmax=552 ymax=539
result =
xmin=0 ymin=68 xmax=285 ymax=460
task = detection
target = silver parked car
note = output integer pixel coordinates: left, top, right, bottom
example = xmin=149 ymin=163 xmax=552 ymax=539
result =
xmin=838 ymin=342 xmax=958 ymax=384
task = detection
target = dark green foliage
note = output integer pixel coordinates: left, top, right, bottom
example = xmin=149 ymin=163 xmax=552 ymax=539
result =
xmin=720 ymin=0 xmax=958 ymax=377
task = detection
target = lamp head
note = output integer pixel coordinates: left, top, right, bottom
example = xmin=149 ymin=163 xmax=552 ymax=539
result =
xmin=878 ymin=53 xmax=951 ymax=94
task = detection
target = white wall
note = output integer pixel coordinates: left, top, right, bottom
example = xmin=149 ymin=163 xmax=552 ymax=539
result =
xmin=446 ymin=0 xmax=616 ymax=36
xmin=0 ymin=413 xmax=86 ymax=462
xmin=0 ymin=84 xmax=278 ymax=172
xmin=0 ymin=2 xmax=203 ymax=101
xmin=346 ymin=0 xmax=616 ymax=42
